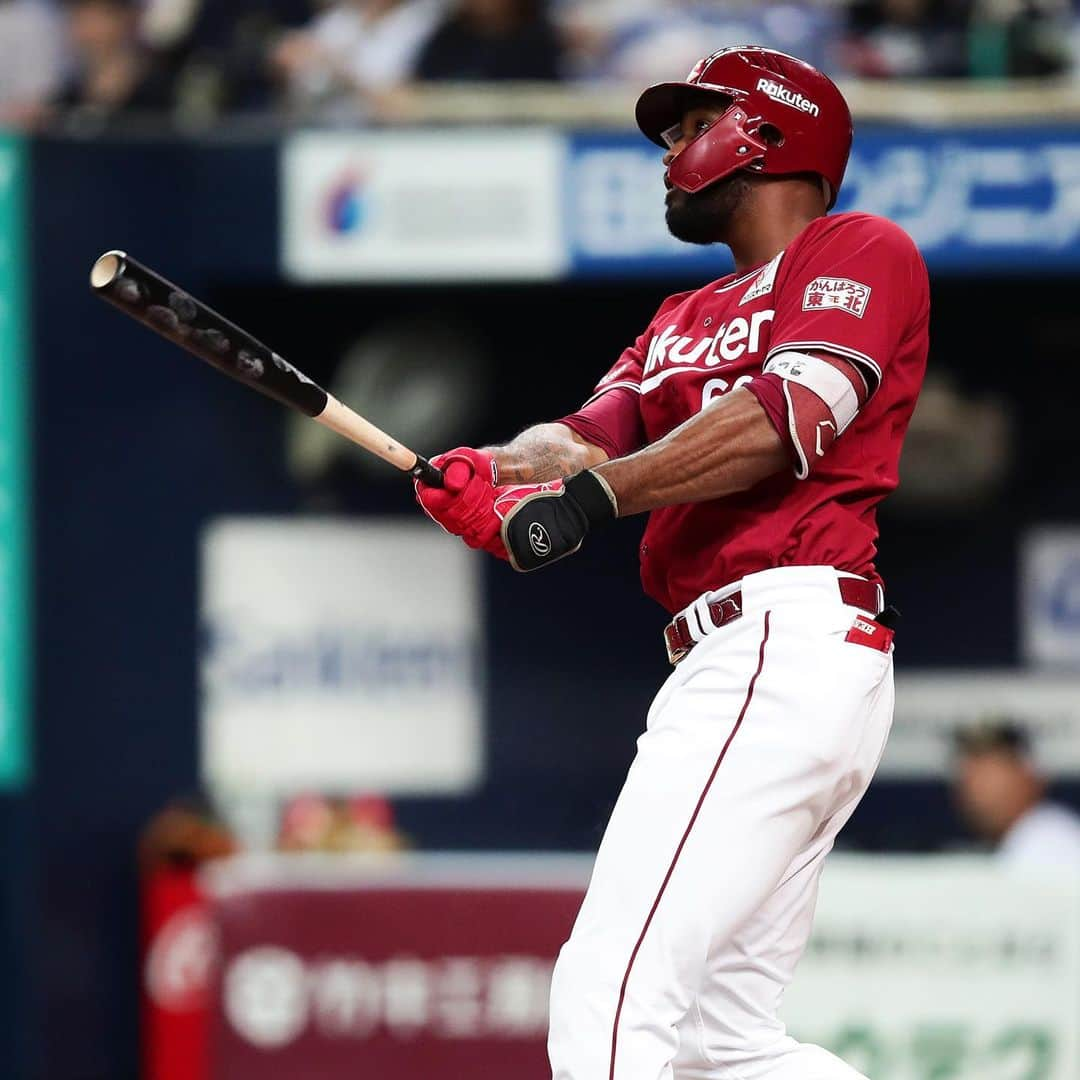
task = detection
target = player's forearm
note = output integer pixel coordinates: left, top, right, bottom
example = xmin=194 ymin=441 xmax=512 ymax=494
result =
xmin=594 ymin=389 xmax=788 ymax=517
xmin=486 ymin=423 xmax=607 ymax=483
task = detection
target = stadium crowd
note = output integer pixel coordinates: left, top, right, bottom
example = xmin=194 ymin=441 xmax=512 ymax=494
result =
xmin=0 ymin=0 xmax=1076 ymax=128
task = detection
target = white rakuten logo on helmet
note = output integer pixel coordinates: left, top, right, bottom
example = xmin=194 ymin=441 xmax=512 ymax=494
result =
xmin=756 ymin=78 xmax=819 ymax=116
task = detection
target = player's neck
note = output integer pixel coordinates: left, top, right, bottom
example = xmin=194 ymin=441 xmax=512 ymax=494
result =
xmin=725 ymin=184 xmax=827 ymax=274
xmin=726 ymin=211 xmax=821 ymax=275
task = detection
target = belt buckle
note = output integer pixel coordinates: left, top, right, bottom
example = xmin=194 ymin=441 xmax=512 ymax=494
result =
xmin=666 ymin=639 xmax=689 ymax=666
xmin=664 ymin=620 xmax=690 ymax=666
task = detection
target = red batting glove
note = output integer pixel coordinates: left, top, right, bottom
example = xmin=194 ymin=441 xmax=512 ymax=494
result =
xmin=415 ymin=448 xmax=507 ymax=558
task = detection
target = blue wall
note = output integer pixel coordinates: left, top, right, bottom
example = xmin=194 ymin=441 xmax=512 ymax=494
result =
xmin=29 ymin=136 xmax=281 ymax=1079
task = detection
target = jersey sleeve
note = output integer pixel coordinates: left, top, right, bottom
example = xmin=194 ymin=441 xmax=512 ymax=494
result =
xmin=766 ymin=214 xmax=929 ymax=396
xmin=556 ymin=332 xmax=647 ymax=461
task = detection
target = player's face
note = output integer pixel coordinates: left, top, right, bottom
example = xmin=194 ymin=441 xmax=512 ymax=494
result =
xmin=663 ymin=103 xmax=753 ymax=246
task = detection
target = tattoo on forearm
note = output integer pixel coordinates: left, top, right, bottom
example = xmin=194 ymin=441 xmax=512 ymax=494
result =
xmin=503 ymin=446 xmax=570 ymax=482
xmin=497 ymin=443 xmax=572 ymax=483
xmin=488 ymin=429 xmax=584 ymax=484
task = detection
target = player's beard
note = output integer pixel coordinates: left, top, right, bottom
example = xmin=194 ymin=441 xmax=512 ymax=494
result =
xmin=665 ymin=173 xmax=754 ymax=246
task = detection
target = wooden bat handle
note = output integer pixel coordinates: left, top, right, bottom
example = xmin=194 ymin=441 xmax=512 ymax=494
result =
xmin=316 ymin=397 xmax=444 ymax=487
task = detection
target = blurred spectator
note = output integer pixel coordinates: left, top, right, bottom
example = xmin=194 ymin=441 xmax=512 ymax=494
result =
xmin=271 ymin=0 xmax=444 ymax=115
xmin=566 ymin=1 xmax=838 ymax=85
xmin=415 ymin=0 xmax=564 ymax=81
xmin=0 ymin=0 xmax=66 ymax=127
xmin=139 ymin=797 xmax=237 ymax=873
xmin=138 ymin=0 xmax=312 ymax=114
xmin=843 ymin=0 xmax=1070 ymax=77
xmin=140 ymin=0 xmax=204 ymax=52
xmin=953 ymin=721 xmax=1080 ymax=867
xmin=56 ymin=0 xmax=175 ymax=118
xmin=979 ymin=0 xmax=1072 ymax=78
xmin=278 ymin=793 xmax=407 ymax=852
xmin=843 ymin=0 xmax=971 ymax=78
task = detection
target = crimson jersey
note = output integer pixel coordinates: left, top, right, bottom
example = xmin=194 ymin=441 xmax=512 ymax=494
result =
xmin=559 ymin=212 xmax=930 ymax=614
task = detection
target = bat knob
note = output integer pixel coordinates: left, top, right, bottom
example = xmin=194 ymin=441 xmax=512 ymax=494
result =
xmin=412 ymin=457 xmax=445 ymax=488
xmin=90 ymin=251 xmax=127 ymax=289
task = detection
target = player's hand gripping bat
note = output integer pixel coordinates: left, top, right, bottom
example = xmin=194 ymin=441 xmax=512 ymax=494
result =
xmin=89 ymin=251 xmax=445 ymax=487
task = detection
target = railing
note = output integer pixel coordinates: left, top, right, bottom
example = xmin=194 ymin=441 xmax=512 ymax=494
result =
xmin=377 ymin=79 xmax=1080 ymax=127
xmin=32 ymin=78 xmax=1080 ymax=140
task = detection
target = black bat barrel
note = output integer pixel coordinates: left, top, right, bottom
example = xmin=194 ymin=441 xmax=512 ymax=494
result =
xmin=90 ymin=250 xmax=330 ymax=417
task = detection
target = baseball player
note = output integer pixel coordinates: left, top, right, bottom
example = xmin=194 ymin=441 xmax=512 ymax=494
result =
xmin=416 ymin=47 xmax=928 ymax=1080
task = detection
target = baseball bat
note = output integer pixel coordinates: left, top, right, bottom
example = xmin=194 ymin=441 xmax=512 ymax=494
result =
xmin=89 ymin=250 xmax=445 ymax=487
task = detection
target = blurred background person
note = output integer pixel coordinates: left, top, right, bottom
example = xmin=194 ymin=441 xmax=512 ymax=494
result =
xmin=133 ymin=0 xmax=311 ymax=116
xmin=563 ymin=0 xmax=839 ymax=85
xmin=138 ymin=796 xmax=237 ymax=873
xmin=0 ymin=0 xmax=66 ymax=128
xmin=414 ymin=0 xmax=564 ymax=82
xmin=270 ymin=0 xmax=445 ymax=118
xmin=277 ymin=794 xmax=407 ymax=852
xmin=842 ymin=0 xmax=1070 ymax=78
xmin=55 ymin=0 xmax=174 ymax=121
xmin=973 ymin=0 xmax=1073 ymax=78
xmin=842 ymin=0 xmax=972 ymax=78
xmin=953 ymin=721 xmax=1080 ymax=866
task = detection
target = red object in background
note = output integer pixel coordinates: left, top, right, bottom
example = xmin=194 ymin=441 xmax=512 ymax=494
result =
xmin=345 ymin=794 xmax=394 ymax=830
xmin=205 ymin=856 xmax=591 ymax=1080
xmin=141 ymin=867 xmax=214 ymax=1080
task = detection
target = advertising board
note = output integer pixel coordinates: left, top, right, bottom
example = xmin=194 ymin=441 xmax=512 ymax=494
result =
xmin=200 ymin=519 xmax=484 ymax=797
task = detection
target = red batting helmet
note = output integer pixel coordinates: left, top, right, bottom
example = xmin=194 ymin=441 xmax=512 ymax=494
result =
xmin=636 ymin=46 xmax=852 ymax=208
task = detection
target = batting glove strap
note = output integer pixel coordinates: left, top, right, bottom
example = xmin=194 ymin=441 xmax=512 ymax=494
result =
xmin=499 ymin=470 xmax=617 ymax=573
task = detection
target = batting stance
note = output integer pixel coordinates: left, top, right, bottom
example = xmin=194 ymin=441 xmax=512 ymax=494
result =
xmin=417 ymin=47 xmax=928 ymax=1080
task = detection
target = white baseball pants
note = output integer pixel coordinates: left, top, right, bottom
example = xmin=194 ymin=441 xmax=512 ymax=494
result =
xmin=549 ymin=566 xmax=894 ymax=1080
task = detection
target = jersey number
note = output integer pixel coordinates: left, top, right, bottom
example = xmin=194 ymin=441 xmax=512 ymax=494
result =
xmin=702 ymin=375 xmax=754 ymax=409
